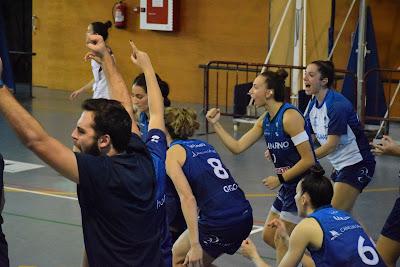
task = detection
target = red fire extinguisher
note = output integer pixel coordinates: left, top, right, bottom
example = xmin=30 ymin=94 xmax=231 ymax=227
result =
xmin=113 ymin=1 xmax=127 ymax=29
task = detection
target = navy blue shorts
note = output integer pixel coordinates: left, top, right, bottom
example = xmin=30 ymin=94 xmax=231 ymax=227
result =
xmin=271 ymin=183 xmax=301 ymax=224
xmin=331 ymin=160 xmax=375 ymax=192
xmin=381 ymin=197 xmax=400 ymax=242
xmin=198 ymin=211 xmax=253 ymax=259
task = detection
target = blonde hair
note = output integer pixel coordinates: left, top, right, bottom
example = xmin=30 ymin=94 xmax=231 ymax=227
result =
xmin=165 ymin=107 xmax=200 ymax=139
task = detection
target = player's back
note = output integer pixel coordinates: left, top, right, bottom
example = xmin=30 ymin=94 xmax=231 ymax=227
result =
xmin=309 ymin=205 xmax=386 ymax=267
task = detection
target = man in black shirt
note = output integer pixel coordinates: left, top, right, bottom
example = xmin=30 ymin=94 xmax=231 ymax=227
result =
xmin=0 ymin=43 xmax=163 ymax=265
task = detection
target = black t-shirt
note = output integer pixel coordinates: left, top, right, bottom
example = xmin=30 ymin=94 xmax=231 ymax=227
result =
xmin=75 ymin=133 xmax=164 ymax=267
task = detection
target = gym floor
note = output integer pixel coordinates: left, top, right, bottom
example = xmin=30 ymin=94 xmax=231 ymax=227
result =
xmin=0 ymin=87 xmax=399 ymax=267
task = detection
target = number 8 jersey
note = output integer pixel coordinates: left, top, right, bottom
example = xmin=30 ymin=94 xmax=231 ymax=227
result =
xmin=170 ymin=139 xmax=252 ymax=227
xmin=309 ymin=205 xmax=386 ymax=267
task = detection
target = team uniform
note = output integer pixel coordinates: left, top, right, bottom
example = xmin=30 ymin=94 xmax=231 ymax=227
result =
xmin=305 ymin=89 xmax=375 ymax=191
xmin=139 ymin=112 xmax=149 ymax=141
xmin=0 ymin=154 xmax=9 ymax=266
xmin=309 ymin=205 xmax=386 ymax=266
xmin=138 ymin=113 xmax=187 ymax=244
xmin=145 ymin=129 xmax=173 ymax=267
xmin=75 ymin=133 xmax=164 ymax=266
xmin=170 ymin=139 xmax=253 ymax=258
xmin=262 ymin=103 xmax=315 ymax=224
xmin=91 ymin=59 xmax=110 ymax=99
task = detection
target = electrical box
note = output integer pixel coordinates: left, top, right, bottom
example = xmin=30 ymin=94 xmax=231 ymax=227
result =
xmin=140 ymin=0 xmax=178 ymax=31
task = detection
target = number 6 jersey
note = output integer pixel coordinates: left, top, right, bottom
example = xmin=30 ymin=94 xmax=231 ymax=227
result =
xmin=309 ymin=205 xmax=386 ymax=267
xmin=170 ymin=139 xmax=252 ymax=227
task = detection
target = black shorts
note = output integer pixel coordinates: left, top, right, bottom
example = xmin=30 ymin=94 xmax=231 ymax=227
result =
xmin=271 ymin=183 xmax=302 ymax=224
xmin=198 ymin=210 xmax=253 ymax=259
xmin=381 ymin=197 xmax=400 ymax=242
xmin=331 ymin=160 xmax=375 ymax=192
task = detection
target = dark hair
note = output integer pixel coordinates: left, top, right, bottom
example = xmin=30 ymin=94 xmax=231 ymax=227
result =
xmin=259 ymin=69 xmax=288 ymax=102
xmin=132 ymin=73 xmax=171 ymax=107
xmin=90 ymin=21 xmax=112 ymax=41
xmin=164 ymin=107 xmax=200 ymax=140
xmin=310 ymin=60 xmax=335 ymax=88
xmin=82 ymin=98 xmax=131 ymax=153
xmin=300 ymin=165 xmax=333 ymax=209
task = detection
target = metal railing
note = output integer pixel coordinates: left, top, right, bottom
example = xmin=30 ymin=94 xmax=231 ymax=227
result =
xmin=362 ymin=68 xmax=400 ymax=135
xmin=199 ymin=61 xmax=356 ymax=134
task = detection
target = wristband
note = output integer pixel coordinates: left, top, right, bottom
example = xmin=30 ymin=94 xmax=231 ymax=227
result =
xmin=277 ymin=173 xmax=285 ymax=184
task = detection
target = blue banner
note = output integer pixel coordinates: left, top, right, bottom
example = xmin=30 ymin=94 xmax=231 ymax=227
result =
xmin=342 ymin=7 xmax=386 ymax=124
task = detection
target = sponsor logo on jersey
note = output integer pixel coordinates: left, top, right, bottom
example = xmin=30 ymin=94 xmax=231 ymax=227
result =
xmin=188 ymin=143 xmax=206 ymax=149
xmin=223 ymin=183 xmax=238 ymax=193
xmin=340 ymin=224 xmax=362 ymax=233
xmin=333 ymin=215 xmax=351 ymax=221
xmin=330 ymin=230 xmax=342 ymax=240
xmin=191 ymin=149 xmax=217 ymax=157
xmin=156 ymin=194 xmax=166 ymax=209
xmin=267 ymin=141 xmax=290 ymax=150
xmin=150 ymin=135 xmax=160 ymax=143
xmin=275 ymin=166 xmax=290 ymax=174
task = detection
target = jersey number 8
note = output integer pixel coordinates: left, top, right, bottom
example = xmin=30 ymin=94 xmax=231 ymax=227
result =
xmin=207 ymin=158 xmax=229 ymax=179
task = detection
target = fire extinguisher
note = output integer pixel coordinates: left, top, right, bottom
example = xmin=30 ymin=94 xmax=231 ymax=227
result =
xmin=113 ymin=1 xmax=127 ymax=29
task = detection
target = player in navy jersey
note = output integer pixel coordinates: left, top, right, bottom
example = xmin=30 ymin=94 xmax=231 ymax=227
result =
xmin=131 ymin=72 xmax=171 ymax=141
xmin=371 ymin=135 xmax=400 ymax=267
xmin=303 ymin=60 xmax=375 ymax=212
xmin=128 ymin=40 xmax=173 ymax=267
xmin=206 ymin=69 xmax=315 ymax=252
xmin=130 ymin=69 xmax=187 ymax=244
xmin=165 ymin=107 xmax=253 ymax=266
xmin=241 ymin=166 xmax=386 ymax=267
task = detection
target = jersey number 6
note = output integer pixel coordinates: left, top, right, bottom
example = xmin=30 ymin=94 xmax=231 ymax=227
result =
xmin=357 ymin=236 xmax=380 ymax=265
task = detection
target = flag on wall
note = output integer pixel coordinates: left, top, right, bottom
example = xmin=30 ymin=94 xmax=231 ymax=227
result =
xmin=341 ymin=7 xmax=386 ymax=124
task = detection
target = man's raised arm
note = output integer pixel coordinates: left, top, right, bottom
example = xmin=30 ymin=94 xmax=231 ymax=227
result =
xmin=86 ymin=34 xmax=140 ymax=135
xmin=0 ymin=57 xmax=79 ymax=183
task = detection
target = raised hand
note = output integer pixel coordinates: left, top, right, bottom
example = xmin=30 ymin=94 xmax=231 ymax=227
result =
xmin=206 ymin=108 xmax=221 ymax=124
xmin=86 ymin=34 xmax=109 ymax=59
xmin=129 ymin=40 xmax=152 ymax=71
